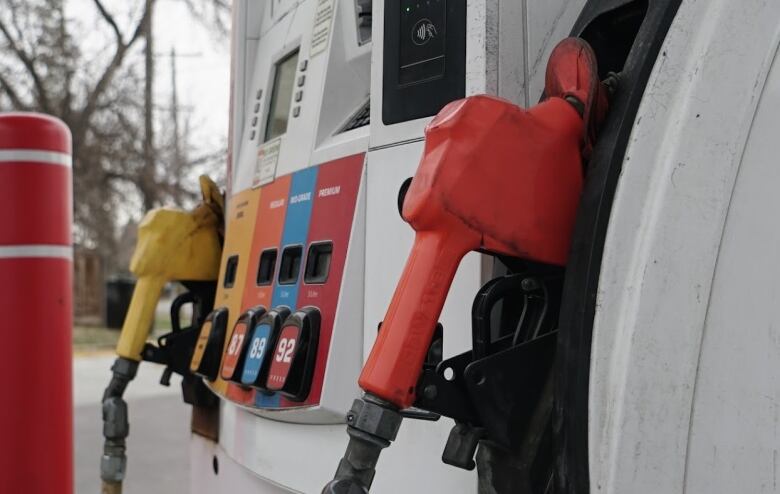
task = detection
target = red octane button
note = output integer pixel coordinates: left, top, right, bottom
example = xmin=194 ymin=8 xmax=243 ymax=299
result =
xmin=221 ymin=306 xmax=267 ymax=382
xmin=221 ymin=321 xmax=249 ymax=380
xmin=267 ymin=325 xmax=301 ymax=391
xmin=264 ymin=306 xmax=320 ymax=401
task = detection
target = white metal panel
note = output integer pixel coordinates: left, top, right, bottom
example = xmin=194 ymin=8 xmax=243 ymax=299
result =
xmin=683 ymin=40 xmax=780 ymax=494
xmin=217 ymin=399 xmax=477 ymax=493
xmin=190 ymin=434 xmax=291 ymax=493
xmin=218 ymin=401 xmax=348 ymax=493
xmin=524 ymin=0 xmax=585 ymax=105
xmin=363 ymin=142 xmax=480 ymax=363
xmin=589 ymin=1 xmax=780 ymax=492
xmin=465 ymin=0 xmax=499 ymax=97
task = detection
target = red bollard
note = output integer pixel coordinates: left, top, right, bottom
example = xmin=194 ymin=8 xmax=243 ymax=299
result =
xmin=0 ymin=114 xmax=73 ymax=494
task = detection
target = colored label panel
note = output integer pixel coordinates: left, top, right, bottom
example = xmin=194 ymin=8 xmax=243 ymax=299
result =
xmin=266 ymin=325 xmax=301 ymax=391
xmin=226 ymin=176 xmax=292 ymax=403
xmin=242 ymin=175 xmax=292 ymax=308
xmin=211 ymin=188 xmax=260 ymax=395
xmin=282 ymin=153 xmax=364 ymax=408
xmin=256 ymin=166 xmax=318 ymax=408
xmin=241 ymin=323 xmax=273 ymax=385
xmin=221 ymin=321 xmax=248 ymax=379
xmin=273 ymin=167 xmax=318 ymax=307
xmin=190 ymin=320 xmax=212 ymax=373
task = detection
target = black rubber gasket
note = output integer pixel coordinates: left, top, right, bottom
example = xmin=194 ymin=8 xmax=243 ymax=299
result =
xmin=554 ymin=1 xmax=683 ymax=492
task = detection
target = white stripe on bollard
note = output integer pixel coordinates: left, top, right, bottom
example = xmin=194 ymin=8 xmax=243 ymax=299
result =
xmin=0 ymin=149 xmax=72 ymax=166
xmin=0 ymin=245 xmax=73 ymax=259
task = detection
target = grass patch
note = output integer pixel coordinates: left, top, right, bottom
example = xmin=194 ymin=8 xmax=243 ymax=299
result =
xmin=73 ymin=317 xmax=174 ymax=353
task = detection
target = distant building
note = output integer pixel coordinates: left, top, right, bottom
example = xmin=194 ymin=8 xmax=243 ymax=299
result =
xmin=74 ymin=246 xmax=103 ymax=326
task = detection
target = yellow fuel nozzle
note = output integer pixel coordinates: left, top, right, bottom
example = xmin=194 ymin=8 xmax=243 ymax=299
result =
xmin=115 ymin=176 xmax=224 ymax=361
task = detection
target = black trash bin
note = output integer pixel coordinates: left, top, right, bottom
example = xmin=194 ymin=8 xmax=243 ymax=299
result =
xmin=105 ymin=277 xmax=136 ymax=329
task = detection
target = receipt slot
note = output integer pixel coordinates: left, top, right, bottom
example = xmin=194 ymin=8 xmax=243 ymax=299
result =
xmin=266 ymin=307 xmax=321 ymax=401
xmin=221 ymin=306 xmax=267 ymax=382
xmin=190 ymin=307 xmax=229 ymax=381
xmin=240 ymin=307 xmax=291 ymax=388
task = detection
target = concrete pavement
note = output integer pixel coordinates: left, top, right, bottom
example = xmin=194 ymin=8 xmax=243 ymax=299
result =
xmin=74 ymin=354 xmax=191 ymax=493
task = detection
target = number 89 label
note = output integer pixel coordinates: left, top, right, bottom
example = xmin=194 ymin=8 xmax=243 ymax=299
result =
xmin=240 ymin=323 xmax=273 ymax=385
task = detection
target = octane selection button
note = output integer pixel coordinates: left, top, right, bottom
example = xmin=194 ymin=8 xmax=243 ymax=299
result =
xmin=221 ymin=306 xmax=266 ymax=382
xmin=240 ymin=307 xmax=291 ymax=389
xmin=266 ymin=306 xmax=320 ymax=401
xmin=190 ymin=307 xmax=229 ymax=381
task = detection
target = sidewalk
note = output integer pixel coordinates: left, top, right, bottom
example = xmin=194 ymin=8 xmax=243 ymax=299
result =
xmin=74 ymin=354 xmax=190 ymax=493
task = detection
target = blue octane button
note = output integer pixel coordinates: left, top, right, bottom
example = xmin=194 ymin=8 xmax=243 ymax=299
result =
xmin=241 ymin=323 xmax=272 ymax=385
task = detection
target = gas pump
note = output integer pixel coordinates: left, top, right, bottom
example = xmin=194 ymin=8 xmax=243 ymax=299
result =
xmin=186 ymin=1 xmax=602 ymax=493
xmin=98 ymin=0 xmax=780 ymax=492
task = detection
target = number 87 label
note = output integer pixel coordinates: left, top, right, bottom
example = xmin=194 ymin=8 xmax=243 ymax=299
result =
xmin=220 ymin=322 xmax=248 ymax=379
xmin=240 ymin=323 xmax=273 ymax=385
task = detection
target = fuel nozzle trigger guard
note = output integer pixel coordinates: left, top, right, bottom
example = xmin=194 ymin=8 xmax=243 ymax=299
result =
xmin=140 ymin=287 xmax=218 ymax=407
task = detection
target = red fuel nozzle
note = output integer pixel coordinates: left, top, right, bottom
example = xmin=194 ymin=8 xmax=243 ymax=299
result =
xmin=323 ymin=38 xmax=609 ymax=494
xmin=359 ymin=38 xmax=608 ymax=409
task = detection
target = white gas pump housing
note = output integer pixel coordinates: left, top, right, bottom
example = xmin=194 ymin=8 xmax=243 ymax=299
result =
xmin=189 ymin=0 xmax=780 ymax=493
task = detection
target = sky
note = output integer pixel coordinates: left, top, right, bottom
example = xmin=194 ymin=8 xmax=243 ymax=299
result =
xmin=64 ymin=0 xmax=232 ymax=226
xmin=67 ymin=0 xmax=232 ymax=180
xmin=152 ymin=0 xmax=231 ymax=159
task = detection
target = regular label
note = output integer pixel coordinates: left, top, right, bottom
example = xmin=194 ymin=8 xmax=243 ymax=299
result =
xmin=310 ymin=0 xmax=335 ymax=57
xmin=254 ymin=138 xmax=281 ymax=187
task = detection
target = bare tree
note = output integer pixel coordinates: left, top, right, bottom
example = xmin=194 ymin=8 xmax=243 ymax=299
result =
xmin=0 ymin=0 xmax=228 ymax=271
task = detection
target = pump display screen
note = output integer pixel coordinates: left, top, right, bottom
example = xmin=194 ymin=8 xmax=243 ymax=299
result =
xmin=241 ymin=323 xmax=273 ymax=385
xmin=399 ymin=0 xmax=447 ymax=86
xmin=264 ymin=49 xmax=300 ymax=142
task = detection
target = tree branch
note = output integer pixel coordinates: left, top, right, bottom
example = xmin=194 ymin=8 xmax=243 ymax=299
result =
xmin=77 ymin=1 xmax=153 ymax=134
xmin=91 ymin=0 xmax=124 ymax=44
xmin=0 ymin=17 xmax=51 ymax=112
xmin=0 ymin=71 xmax=28 ymax=110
